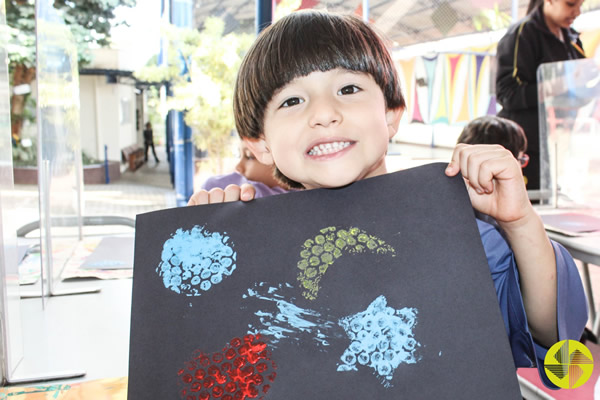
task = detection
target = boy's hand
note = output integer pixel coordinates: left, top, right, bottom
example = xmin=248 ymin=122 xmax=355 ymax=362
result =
xmin=444 ymin=144 xmax=531 ymax=223
xmin=187 ymin=184 xmax=256 ymax=206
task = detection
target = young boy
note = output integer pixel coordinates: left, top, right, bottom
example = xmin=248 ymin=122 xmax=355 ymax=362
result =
xmin=188 ymin=10 xmax=586 ymax=386
xmin=200 ymin=140 xmax=289 ymax=198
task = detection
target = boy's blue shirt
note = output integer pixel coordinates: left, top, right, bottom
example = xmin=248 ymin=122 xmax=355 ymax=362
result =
xmin=477 ymin=218 xmax=588 ymax=389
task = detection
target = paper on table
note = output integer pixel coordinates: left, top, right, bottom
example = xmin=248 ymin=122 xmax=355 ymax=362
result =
xmin=540 ymin=212 xmax=600 ymax=236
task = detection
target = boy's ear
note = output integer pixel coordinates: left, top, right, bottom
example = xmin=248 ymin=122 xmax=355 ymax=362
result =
xmin=385 ymin=107 xmax=404 ymax=140
xmin=243 ymin=137 xmax=274 ymax=165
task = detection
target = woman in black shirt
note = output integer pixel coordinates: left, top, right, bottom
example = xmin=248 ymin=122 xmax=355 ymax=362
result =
xmin=495 ymin=0 xmax=585 ymax=191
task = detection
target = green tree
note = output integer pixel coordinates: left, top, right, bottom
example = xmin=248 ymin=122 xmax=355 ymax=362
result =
xmin=472 ymin=4 xmax=511 ymax=32
xmin=135 ymin=17 xmax=253 ymax=172
xmin=6 ymin=0 xmax=136 ymax=139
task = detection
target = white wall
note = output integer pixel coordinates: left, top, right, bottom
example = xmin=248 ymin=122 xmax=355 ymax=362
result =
xmin=116 ymin=84 xmax=137 ymax=158
xmin=78 ymin=47 xmax=141 ymax=166
xmin=79 ymin=75 xmax=139 ymax=164
xmin=79 ymin=76 xmax=99 ymax=160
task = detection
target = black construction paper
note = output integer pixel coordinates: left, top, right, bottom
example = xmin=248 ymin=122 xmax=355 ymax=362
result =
xmin=128 ymin=163 xmax=521 ymax=399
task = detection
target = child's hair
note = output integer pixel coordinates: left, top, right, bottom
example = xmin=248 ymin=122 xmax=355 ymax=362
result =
xmin=233 ymin=10 xmax=405 ymax=141
xmin=233 ymin=10 xmax=405 ymax=189
xmin=456 ymin=115 xmax=528 ymax=158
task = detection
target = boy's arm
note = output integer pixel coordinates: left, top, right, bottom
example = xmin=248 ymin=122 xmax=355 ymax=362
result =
xmin=445 ymin=144 xmax=557 ymax=348
xmin=187 ymin=184 xmax=256 ymax=205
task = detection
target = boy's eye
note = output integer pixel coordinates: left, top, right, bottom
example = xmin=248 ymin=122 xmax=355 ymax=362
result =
xmin=338 ymin=85 xmax=360 ymax=95
xmin=243 ymin=151 xmax=256 ymax=160
xmin=280 ymin=97 xmax=304 ymax=108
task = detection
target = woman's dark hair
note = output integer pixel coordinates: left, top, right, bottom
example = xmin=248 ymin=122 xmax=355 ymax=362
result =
xmin=527 ymin=0 xmax=543 ymax=15
xmin=457 ymin=115 xmax=528 ymax=158
xmin=233 ymin=10 xmax=405 ymax=141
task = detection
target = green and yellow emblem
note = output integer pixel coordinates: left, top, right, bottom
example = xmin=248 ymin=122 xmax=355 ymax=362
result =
xmin=544 ymin=340 xmax=594 ymax=389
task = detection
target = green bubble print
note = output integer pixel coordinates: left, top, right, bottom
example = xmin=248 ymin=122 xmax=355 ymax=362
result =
xmin=297 ymin=227 xmax=395 ymax=300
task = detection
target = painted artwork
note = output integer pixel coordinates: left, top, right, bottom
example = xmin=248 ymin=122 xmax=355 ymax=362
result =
xmin=128 ymin=163 xmax=521 ymax=399
xmin=0 ymin=377 xmax=128 ymax=399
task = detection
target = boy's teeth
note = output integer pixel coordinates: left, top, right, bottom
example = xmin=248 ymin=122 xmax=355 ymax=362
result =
xmin=308 ymin=141 xmax=351 ymax=156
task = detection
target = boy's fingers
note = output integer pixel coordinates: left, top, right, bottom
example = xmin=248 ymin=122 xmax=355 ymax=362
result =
xmin=208 ymin=188 xmax=225 ymax=203
xmin=465 ymin=146 xmax=514 ymax=194
xmin=449 ymin=144 xmax=507 ymax=194
xmin=188 ymin=190 xmax=209 ymax=206
xmin=240 ymin=183 xmax=256 ymax=202
xmin=223 ymin=184 xmax=242 ymax=202
xmin=446 ymin=144 xmax=464 ymax=176
xmin=188 ymin=185 xmax=250 ymax=205
xmin=444 ymin=161 xmax=459 ymax=176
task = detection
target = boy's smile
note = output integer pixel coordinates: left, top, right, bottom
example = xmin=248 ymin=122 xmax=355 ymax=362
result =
xmin=247 ymin=68 xmax=403 ymax=190
xmin=306 ymin=139 xmax=354 ymax=158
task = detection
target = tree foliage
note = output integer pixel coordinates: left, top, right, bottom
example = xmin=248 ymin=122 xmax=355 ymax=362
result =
xmin=6 ymin=0 xmax=136 ymax=139
xmin=6 ymin=0 xmax=136 ymax=68
xmin=135 ymin=17 xmax=253 ymax=164
xmin=473 ymin=4 xmax=511 ymax=32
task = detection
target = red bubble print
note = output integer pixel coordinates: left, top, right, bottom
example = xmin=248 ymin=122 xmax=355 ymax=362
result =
xmin=225 ymin=348 xmax=237 ymax=360
xmin=213 ymin=353 xmax=224 ymax=363
xmin=179 ymin=334 xmax=277 ymax=400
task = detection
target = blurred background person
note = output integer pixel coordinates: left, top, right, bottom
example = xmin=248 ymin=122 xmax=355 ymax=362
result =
xmin=495 ymin=0 xmax=585 ymax=192
xmin=144 ymin=122 xmax=160 ymax=163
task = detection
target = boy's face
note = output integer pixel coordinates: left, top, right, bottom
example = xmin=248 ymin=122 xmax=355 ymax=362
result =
xmin=245 ymin=69 xmax=403 ymax=189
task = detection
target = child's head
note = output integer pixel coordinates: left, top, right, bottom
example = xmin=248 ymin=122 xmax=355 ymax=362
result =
xmin=234 ymin=10 xmax=405 ymax=189
xmin=235 ymin=141 xmax=283 ymax=189
xmin=457 ymin=116 xmax=528 ymax=160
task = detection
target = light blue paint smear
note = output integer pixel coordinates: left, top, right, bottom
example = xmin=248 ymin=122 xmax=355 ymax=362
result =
xmin=156 ymin=225 xmax=236 ymax=296
xmin=85 ymin=260 xmax=126 ymax=268
xmin=244 ymin=283 xmax=336 ymax=347
xmin=337 ymin=295 xmax=420 ymax=388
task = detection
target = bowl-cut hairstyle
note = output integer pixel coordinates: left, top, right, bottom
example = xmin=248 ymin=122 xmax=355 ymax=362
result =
xmin=233 ymin=10 xmax=406 ymax=141
xmin=457 ymin=115 xmax=528 ymax=158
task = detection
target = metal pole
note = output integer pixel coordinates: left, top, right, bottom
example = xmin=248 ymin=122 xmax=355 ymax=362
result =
xmin=363 ymin=0 xmax=369 ymax=22
xmin=512 ymin=0 xmax=518 ymax=21
xmin=104 ymin=144 xmax=110 ymax=184
xmin=170 ymin=0 xmax=194 ymax=206
xmin=256 ymin=0 xmax=273 ymax=33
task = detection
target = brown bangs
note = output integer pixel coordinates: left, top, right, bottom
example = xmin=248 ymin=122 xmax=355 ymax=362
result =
xmin=234 ymin=10 xmax=405 ymax=140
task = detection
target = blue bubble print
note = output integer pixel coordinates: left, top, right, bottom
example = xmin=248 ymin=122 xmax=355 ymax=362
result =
xmin=156 ymin=226 xmax=236 ymax=296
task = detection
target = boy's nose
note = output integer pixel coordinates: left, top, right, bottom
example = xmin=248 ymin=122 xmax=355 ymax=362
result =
xmin=308 ymin=99 xmax=342 ymax=128
xmin=235 ymin=160 xmax=245 ymax=175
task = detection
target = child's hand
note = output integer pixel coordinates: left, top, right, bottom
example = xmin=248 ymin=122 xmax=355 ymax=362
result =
xmin=187 ymin=184 xmax=256 ymax=206
xmin=446 ymin=144 xmax=559 ymax=347
xmin=444 ymin=144 xmax=531 ymax=223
